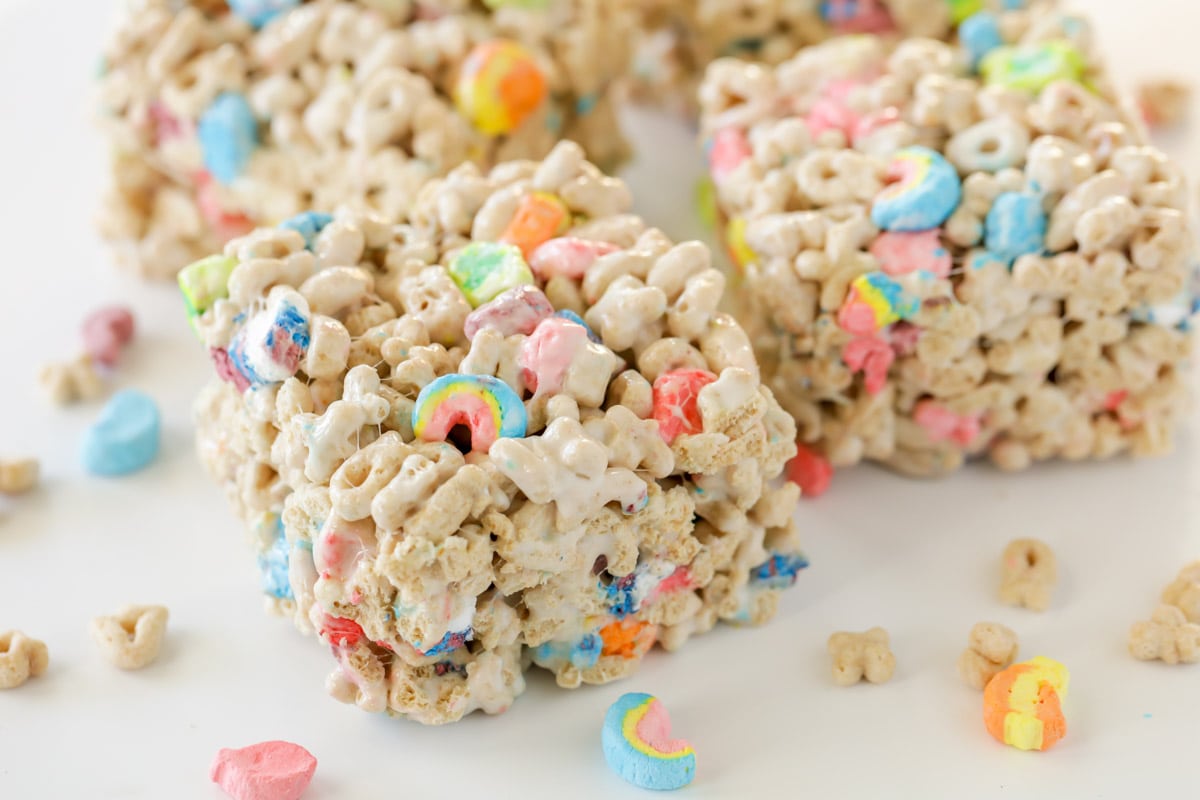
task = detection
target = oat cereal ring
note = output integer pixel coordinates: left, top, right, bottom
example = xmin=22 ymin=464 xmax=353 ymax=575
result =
xmin=187 ymin=142 xmax=802 ymax=724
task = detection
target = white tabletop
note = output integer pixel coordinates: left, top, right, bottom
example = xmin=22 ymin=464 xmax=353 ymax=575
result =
xmin=0 ymin=1 xmax=1197 ymax=798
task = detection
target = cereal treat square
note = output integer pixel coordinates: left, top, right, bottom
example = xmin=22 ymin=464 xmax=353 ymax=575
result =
xmin=95 ymin=0 xmax=636 ymax=279
xmin=190 ymin=142 xmax=802 ymax=724
xmin=701 ymin=12 xmax=1196 ymax=478
xmin=627 ymin=0 xmax=1014 ymax=106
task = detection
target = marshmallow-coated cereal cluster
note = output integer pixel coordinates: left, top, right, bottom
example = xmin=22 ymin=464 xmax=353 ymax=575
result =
xmin=701 ymin=9 xmax=1197 ymax=478
xmin=96 ymin=0 xmax=635 ymax=278
xmin=190 ymin=141 xmax=803 ymax=724
xmin=630 ymin=0 xmax=994 ymax=106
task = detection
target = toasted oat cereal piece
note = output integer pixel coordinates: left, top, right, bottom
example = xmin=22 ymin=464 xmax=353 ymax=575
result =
xmin=1137 ymin=78 xmax=1191 ymax=127
xmin=0 ymin=458 xmax=40 ymax=495
xmin=90 ymin=605 xmax=169 ymax=670
xmin=1161 ymin=561 xmax=1200 ymax=623
xmin=958 ymin=621 xmax=1019 ymax=690
xmin=186 ymin=141 xmax=805 ymax=724
xmin=39 ymin=354 xmax=105 ymax=406
xmin=0 ymin=631 xmax=49 ymax=690
xmin=95 ymin=0 xmax=636 ymax=279
xmin=828 ymin=627 xmax=895 ymax=686
xmin=1129 ymin=605 xmax=1200 ymax=665
xmin=702 ymin=14 xmax=1197 ymax=479
xmin=999 ymin=539 xmax=1057 ymax=612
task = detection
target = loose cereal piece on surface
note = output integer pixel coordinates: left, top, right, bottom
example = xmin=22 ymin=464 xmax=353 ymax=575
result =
xmin=958 ymin=622 xmax=1019 ymax=690
xmin=0 ymin=458 xmax=40 ymax=495
xmin=1000 ymin=539 xmax=1056 ymax=612
xmin=81 ymin=390 xmax=162 ymax=476
xmin=39 ymin=354 xmax=105 ymax=406
xmin=982 ymin=656 xmax=1069 ymax=752
xmin=602 ymin=693 xmax=696 ymax=792
xmin=1129 ymin=605 xmax=1200 ymax=665
xmin=1137 ymin=79 xmax=1191 ymax=127
xmin=828 ymin=627 xmax=896 ymax=686
xmin=90 ymin=605 xmax=169 ymax=670
xmin=1161 ymin=561 xmax=1200 ymax=623
xmin=0 ymin=631 xmax=49 ymax=690
xmin=188 ymin=141 xmax=803 ymax=724
xmin=210 ymin=740 xmax=317 ymax=800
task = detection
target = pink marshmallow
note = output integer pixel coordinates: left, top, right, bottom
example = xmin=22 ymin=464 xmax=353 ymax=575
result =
xmin=82 ymin=306 xmax=136 ymax=367
xmin=210 ymin=741 xmax=316 ymax=800
xmin=527 ymin=237 xmax=618 ymax=281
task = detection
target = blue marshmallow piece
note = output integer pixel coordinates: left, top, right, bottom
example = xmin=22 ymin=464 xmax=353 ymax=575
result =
xmin=227 ymin=0 xmax=300 ymax=29
xmin=871 ymin=147 xmax=962 ymax=232
xmin=198 ymin=92 xmax=260 ymax=185
xmin=960 ymin=12 xmax=1004 ymax=69
xmin=257 ymin=517 xmax=293 ymax=600
xmin=279 ymin=212 xmax=334 ymax=250
xmin=985 ymin=191 xmax=1047 ymax=266
xmin=81 ymin=390 xmax=162 ymax=477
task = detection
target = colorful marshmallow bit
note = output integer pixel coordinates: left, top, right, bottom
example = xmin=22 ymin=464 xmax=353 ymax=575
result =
xmin=482 ymin=0 xmax=551 ymax=8
xmin=786 ymin=442 xmax=834 ymax=498
xmin=448 ymin=241 xmax=535 ymax=308
xmin=725 ymin=216 xmax=756 ymax=272
xmin=983 ymin=656 xmax=1069 ymax=752
xmin=871 ymin=147 xmax=962 ymax=232
xmin=455 ymin=39 xmax=547 ymax=136
xmin=602 ymin=693 xmax=696 ymax=792
xmin=985 ymin=191 xmax=1046 ymax=265
xmin=82 ymin=306 xmax=136 ymax=368
xmin=553 ymin=309 xmax=601 ymax=343
xmin=528 ymin=237 xmax=619 ymax=280
xmin=501 ymin=192 xmax=570 ymax=258
xmin=412 ymin=373 xmax=527 ymax=454
xmin=198 ymin=92 xmax=259 ymax=185
xmin=81 ymin=390 xmax=161 ymax=477
xmin=463 ymin=284 xmax=553 ymax=341
xmin=870 ymin=229 xmax=952 ymax=278
xmin=195 ymin=171 xmax=256 ymax=241
xmin=279 ymin=212 xmax=333 ymax=251
xmin=913 ymin=400 xmax=981 ymax=446
xmin=602 ymin=560 xmax=676 ymax=619
xmin=819 ymin=0 xmax=895 ymax=33
xmin=707 ymin=127 xmax=752 ymax=181
xmin=225 ymin=0 xmax=300 ymax=29
xmin=225 ymin=287 xmax=312 ymax=390
xmin=837 ymin=271 xmax=921 ymax=336
xmin=518 ymin=315 xmax=595 ymax=397
xmin=257 ymin=516 xmax=293 ymax=601
xmin=841 ymin=335 xmax=894 ymax=395
xmin=960 ymin=12 xmax=1004 ymax=69
xmin=210 ymin=740 xmax=316 ymax=800
xmin=981 ymin=41 xmax=1086 ymax=94
xmin=180 ymin=255 xmax=238 ymax=332
xmin=652 ymin=369 xmax=718 ymax=444
xmin=946 ymin=0 xmax=985 ymax=24
xmin=417 ymin=628 xmax=474 ymax=658
xmin=749 ymin=551 xmax=810 ymax=590
xmin=533 ymin=632 xmax=602 ymax=671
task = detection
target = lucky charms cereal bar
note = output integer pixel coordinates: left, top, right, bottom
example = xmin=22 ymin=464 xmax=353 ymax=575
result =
xmin=190 ymin=142 xmax=803 ymax=724
xmin=95 ymin=0 xmax=635 ymax=279
xmin=700 ymin=16 xmax=1196 ymax=479
xmin=627 ymin=0 xmax=1037 ymax=105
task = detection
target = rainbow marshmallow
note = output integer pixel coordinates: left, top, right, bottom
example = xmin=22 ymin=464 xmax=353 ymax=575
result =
xmin=412 ymin=373 xmax=527 ymax=454
xmin=871 ymin=146 xmax=962 ymax=232
xmin=602 ymin=693 xmax=696 ymax=791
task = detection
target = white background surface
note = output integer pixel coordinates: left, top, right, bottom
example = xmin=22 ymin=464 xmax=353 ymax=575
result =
xmin=0 ymin=1 xmax=1197 ymax=798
